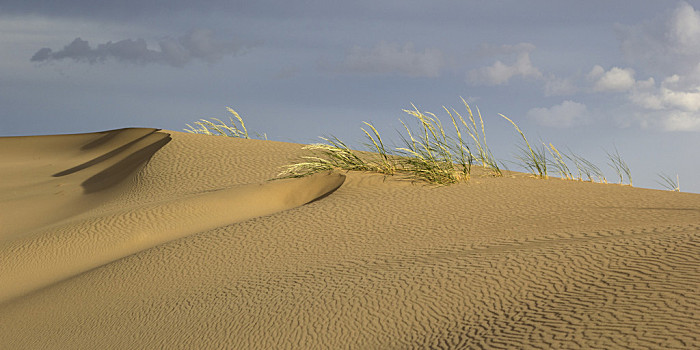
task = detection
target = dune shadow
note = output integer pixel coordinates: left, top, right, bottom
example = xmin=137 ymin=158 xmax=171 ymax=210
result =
xmin=52 ymin=128 xmax=171 ymax=194
xmin=82 ymin=134 xmax=171 ymax=193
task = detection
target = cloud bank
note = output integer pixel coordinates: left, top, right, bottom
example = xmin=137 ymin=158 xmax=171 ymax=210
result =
xmin=30 ymin=29 xmax=246 ymax=67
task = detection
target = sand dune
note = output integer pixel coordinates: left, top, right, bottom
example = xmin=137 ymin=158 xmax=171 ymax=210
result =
xmin=1 ymin=129 xmax=699 ymax=349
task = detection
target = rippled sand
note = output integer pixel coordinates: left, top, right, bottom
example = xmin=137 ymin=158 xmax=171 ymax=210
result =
xmin=1 ymin=129 xmax=698 ymax=349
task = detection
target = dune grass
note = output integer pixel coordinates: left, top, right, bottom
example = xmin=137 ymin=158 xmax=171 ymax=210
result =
xmin=546 ymin=143 xmax=573 ymax=180
xmin=657 ymin=173 xmax=681 ymax=192
xmin=564 ymin=150 xmax=607 ymax=183
xmin=185 ymin=107 xmax=267 ymax=140
xmin=278 ymin=102 xmax=492 ymax=184
xmin=606 ymin=146 xmax=632 ymax=185
xmin=187 ymin=100 xmax=650 ymax=188
xmin=500 ymin=114 xmax=548 ymax=179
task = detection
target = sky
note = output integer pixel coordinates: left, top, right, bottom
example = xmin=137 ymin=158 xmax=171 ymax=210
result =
xmin=1 ymin=1 xmax=699 ymax=193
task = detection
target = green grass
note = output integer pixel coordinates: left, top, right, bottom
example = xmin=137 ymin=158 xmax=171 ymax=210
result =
xmin=186 ymin=100 xmax=650 ymax=188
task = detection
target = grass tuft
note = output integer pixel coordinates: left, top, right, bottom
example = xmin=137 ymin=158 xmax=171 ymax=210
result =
xmin=546 ymin=143 xmax=573 ymax=180
xmin=185 ymin=107 xmax=266 ymax=139
xmin=447 ymin=98 xmax=501 ymax=176
xmin=277 ymin=136 xmax=378 ymax=178
xmin=279 ymin=100 xmax=501 ymax=185
xmin=656 ymin=173 xmax=680 ymax=192
xmin=361 ymin=122 xmax=398 ymax=175
xmin=606 ymin=145 xmax=632 ymax=185
xmin=500 ymin=114 xmax=547 ymax=178
xmin=396 ymin=105 xmax=464 ymax=184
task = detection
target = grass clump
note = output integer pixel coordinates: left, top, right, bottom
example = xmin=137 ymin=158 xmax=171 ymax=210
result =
xmin=656 ymin=173 xmax=680 ymax=192
xmin=564 ymin=150 xmax=607 ymax=183
xmin=500 ymin=114 xmax=548 ymax=178
xmin=606 ymin=145 xmax=632 ymax=185
xmin=395 ymin=106 xmax=468 ymax=184
xmin=185 ymin=107 xmax=267 ymax=139
xmin=445 ymin=98 xmax=501 ymax=176
xmin=279 ymin=99 xmax=504 ymax=185
xmin=278 ymin=136 xmax=384 ymax=178
xmin=546 ymin=143 xmax=573 ymax=180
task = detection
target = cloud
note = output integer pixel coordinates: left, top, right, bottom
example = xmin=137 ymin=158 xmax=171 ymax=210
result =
xmin=661 ymin=110 xmax=700 ymax=131
xmin=341 ymin=41 xmax=444 ymax=77
xmin=588 ymin=65 xmax=636 ymax=92
xmin=544 ymin=74 xmax=578 ymax=96
xmin=625 ymin=73 xmax=700 ymax=130
xmin=30 ymin=29 xmax=247 ymax=67
xmin=616 ymin=1 xmax=700 ymax=75
xmin=527 ymin=100 xmax=589 ymax=128
xmin=468 ymin=43 xmax=542 ymax=85
xmin=630 ymin=75 xmax=700 ymax=111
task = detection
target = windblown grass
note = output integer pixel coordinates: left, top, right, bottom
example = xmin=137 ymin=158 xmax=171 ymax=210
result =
xmin=445 ymin=98 xmax=501 ymax=176
xmin=278 ymin=136 xmax=383 ymax=178
xmin=396 ymin=105 xmax=469 ymax=184
xmin=500 ymin=114 xmax=547 ymax=178
xmin=563 ymin=150 xmax=607 ymax=183
xmin=185 ymin=107 xmax=267 ymax=139
xmin=657 ymin=173 xmax=680 ymax=192
xmin=279 ymin=100 xmax=503 ymax=184
xmin=546 ymin=143 xmax=573 ymax=180
xmin=189 ymin=101 xmax=642 ymax=188
xmin=606 ymin=146 xmax=632 ymax=185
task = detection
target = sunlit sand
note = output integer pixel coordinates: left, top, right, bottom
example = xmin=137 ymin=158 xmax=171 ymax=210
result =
xmin=1 ymin=129 xmax=698 ymax=349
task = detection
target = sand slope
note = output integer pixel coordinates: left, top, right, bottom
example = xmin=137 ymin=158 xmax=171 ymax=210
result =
xmin=1 ymin=129 xmax=699 ymax=349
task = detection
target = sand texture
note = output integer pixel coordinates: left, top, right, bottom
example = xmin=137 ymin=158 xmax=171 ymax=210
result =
xmin=1 ymin=129 xmax=699 ymax=349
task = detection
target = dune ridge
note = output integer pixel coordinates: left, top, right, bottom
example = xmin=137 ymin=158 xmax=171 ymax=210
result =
xmin=1 ymin=129 xmax=699 ymax=349
xmin=0 ymin=129 xmax=344 ymax=302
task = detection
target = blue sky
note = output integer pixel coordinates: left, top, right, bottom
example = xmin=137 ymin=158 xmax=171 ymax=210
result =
xmin=1 ymin=1 xmax=699 ymax=192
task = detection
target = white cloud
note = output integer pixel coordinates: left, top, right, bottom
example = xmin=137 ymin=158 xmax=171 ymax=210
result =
xmin=342 ymin=41 xmax=444 ymax=77
xmin=588 ymin=65 xmax=636 ymax=92
xmin=661 ymin=110 xmax=700 ymax=131
xmin=627 ymin=73 xmax=700 ymax=130
xmin=468 ymin=45 xmax=542 ymax=85
xmin=617 ymin=1 xmax=700 ymax=75
xmin=659 ymin=86 xmax=700 ymax=112
xmin=527 ymin=100 xmax=589 ymax=128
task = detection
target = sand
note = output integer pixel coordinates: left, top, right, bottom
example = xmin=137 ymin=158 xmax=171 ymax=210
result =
xmin=1 ymin=128 xmax=698 ymax=349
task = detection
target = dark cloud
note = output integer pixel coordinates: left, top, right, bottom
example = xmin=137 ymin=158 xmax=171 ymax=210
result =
xmin=30 ymin=29 xmax=247 ymax=67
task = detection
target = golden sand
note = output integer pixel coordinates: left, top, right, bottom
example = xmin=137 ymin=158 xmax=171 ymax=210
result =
xmin=1 ymin=128 xmax=698 ymax=349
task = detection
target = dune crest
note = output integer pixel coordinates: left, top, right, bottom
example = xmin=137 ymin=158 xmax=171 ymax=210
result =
xmin=0 ymin=128 xmax=171 ymax=238
xmin=0 ymin=129 xmax=344 ymax=303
